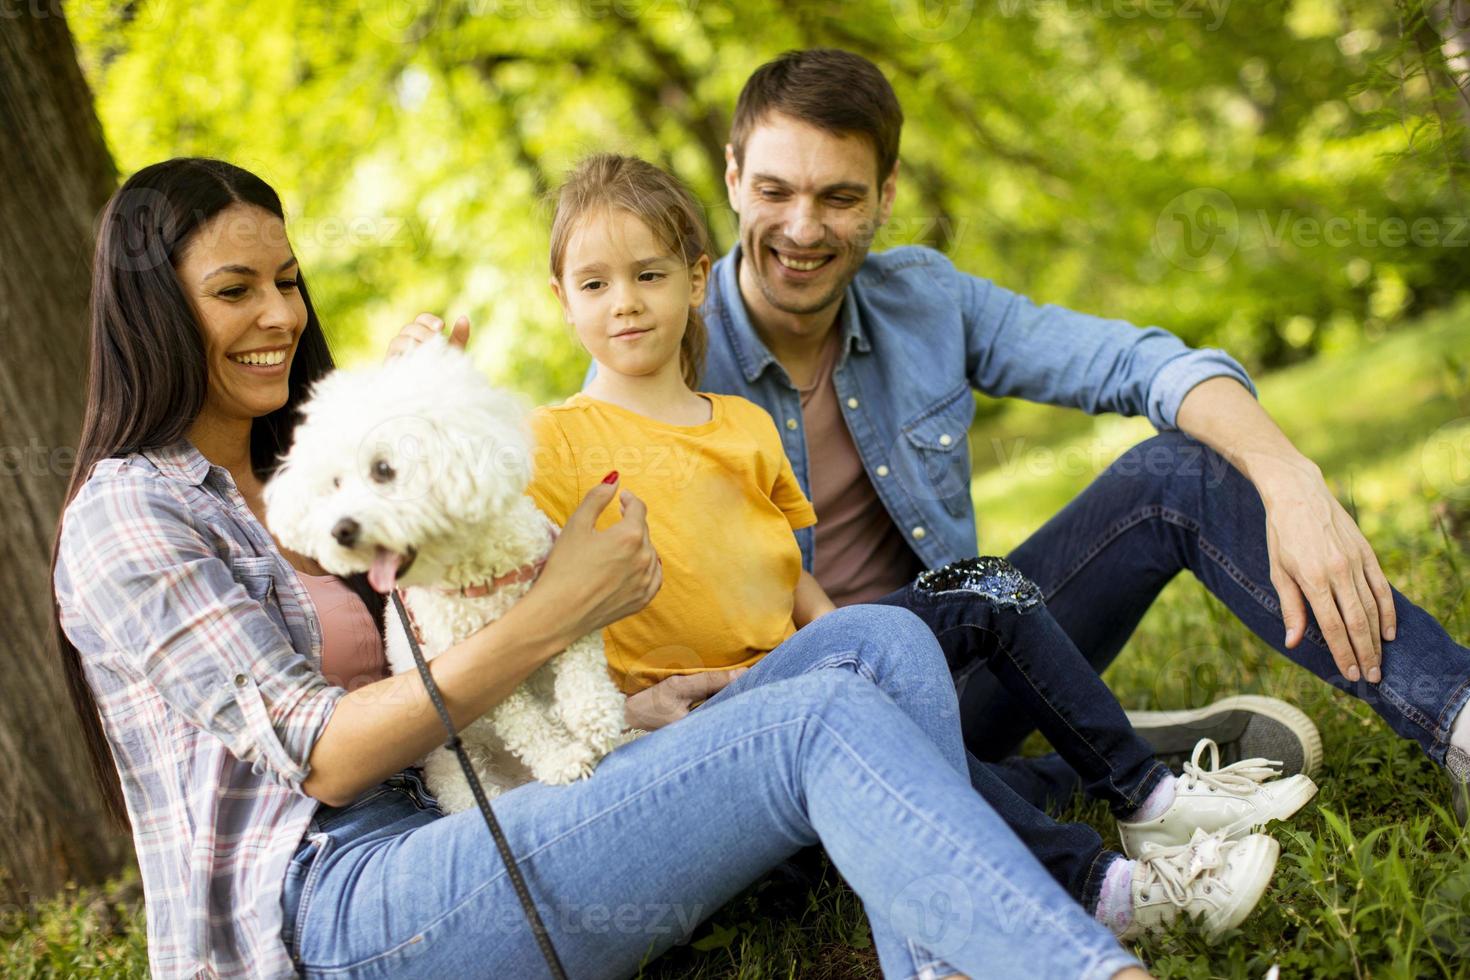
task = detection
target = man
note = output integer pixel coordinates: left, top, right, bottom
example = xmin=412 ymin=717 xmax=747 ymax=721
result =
xmin=678 ymin=47 xmax=1470 ymax=819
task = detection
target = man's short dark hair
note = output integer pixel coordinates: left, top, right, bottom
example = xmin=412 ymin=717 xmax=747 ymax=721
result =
xmin=730 ymin=49 xmax=904 ymax=182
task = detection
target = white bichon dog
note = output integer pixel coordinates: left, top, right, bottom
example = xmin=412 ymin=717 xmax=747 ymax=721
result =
xmin=265 ymin=338 xmax=628 ymax=812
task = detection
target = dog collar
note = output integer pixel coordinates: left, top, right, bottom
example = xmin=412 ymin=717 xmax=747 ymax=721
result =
xmin=438 ymin=526 xmax=558 ymax=598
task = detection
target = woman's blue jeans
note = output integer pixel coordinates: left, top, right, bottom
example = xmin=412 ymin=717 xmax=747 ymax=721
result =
xmin=967 ymin=430 xmax=1470 ymax=775
xmin=281 ymin=606 xmax=1140 ymax=980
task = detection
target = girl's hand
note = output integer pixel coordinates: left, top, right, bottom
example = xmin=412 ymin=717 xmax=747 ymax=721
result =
xmin=384 ymin=313 xmax=471 ymax=362
xmin=625 ymin=668 xmax=749 ymax=731
xmin=526 ymin=474 xmax=662 ymax=645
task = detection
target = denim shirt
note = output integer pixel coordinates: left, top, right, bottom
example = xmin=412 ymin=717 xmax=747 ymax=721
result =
xmin=692 ymin=243 xmax=1257 ymax=571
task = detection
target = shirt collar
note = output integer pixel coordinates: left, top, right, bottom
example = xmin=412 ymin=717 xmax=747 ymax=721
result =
xmin=714 ymin=242 xmax=871 ymax=384
xmin=142 ymin=439 xmax=212 ymax=487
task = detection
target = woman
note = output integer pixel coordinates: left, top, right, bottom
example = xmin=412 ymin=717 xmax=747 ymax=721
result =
xmin=51 ymin=158 xmax=1149 ymax=979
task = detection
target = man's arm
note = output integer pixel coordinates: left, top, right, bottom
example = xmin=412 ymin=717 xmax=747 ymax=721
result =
xmin=1175 ymin=377 xmax=1397 ymax=684
xmin=949 ymin=255 xmax=1255 ymax=430
xmin=947 ymin=257 xmax=1395 ymax=683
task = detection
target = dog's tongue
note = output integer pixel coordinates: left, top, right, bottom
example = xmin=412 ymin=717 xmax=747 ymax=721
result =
xmin=368 ymin=547 xmax=402 ymax=594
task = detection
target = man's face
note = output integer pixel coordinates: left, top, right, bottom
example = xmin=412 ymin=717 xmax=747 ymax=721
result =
xmin=725 ymin=112 xmax=897 ymax=326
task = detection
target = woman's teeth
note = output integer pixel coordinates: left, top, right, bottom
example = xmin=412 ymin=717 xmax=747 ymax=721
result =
xmin=228 ymin=349 xmax=287 ymax=367
xmin=774 ymin=252 xmax=830 ymax=272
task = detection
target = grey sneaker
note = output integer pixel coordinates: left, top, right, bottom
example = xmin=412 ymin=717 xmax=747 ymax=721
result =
xmin=1125 ymin=695 xmax=1322 ymax=779
xmin=1447 ymin=746 xmax=1470 ymax=827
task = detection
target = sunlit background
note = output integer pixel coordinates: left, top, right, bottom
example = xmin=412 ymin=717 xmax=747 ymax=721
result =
xmin=68 ymin=0 xmax=1470 ymax=408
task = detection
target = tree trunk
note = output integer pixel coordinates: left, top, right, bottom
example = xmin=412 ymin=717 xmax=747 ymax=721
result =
xmin=0 ymin=9 xmax=129 ymax=903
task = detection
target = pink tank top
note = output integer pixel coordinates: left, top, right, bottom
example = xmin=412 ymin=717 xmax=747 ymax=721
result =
xmin=298 ymin=572 xmax=388 ymax=691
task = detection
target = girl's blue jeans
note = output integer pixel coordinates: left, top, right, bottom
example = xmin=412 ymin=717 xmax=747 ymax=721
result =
xmin=281 ymin=605 xmax=1141 ymax=980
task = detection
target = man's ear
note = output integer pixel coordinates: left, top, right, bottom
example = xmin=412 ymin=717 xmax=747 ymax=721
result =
xmin=688 ymin=252 xmax=712 ymax=307
xmin=877 ymin=161 xmax=899 ymax=227
xmin=724 ymin=144 xmax=741 ymax=213
xmin=548 ymin=276 xmax=573 ymax=324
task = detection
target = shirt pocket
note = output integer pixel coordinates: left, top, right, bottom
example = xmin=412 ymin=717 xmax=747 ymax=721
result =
xmin=901 ymin=384 xmax=975 ymax=519
xmin=230 ymin=554 xmax=278 ymax=601
xmin=229 ymin=554 xmax=290 ymax=635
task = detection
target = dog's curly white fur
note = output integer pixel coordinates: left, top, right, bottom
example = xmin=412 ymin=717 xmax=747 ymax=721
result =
xmin=264 ymin=338 xmax=628 ymax=811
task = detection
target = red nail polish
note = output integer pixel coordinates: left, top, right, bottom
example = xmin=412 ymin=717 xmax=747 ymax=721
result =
xmin=602 ymin=470 xmax=619 ymax=485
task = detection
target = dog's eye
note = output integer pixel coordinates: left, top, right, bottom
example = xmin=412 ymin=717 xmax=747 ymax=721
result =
xmin=371 ymin=459 xmax=395 ymax=483
xmin=332 ymin=476 xmax=341 ymax=490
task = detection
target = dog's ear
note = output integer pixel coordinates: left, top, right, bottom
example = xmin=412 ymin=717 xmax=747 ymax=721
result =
xmin=401 ymin=344 xmax=534 ymax=528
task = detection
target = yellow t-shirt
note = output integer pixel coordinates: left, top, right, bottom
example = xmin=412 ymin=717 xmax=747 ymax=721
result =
xmin=528 ymin=392 xmax=817 ymax=693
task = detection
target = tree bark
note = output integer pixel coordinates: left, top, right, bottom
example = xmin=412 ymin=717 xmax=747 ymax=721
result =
xmin=0 ymin=8 xmax=129 ymax=903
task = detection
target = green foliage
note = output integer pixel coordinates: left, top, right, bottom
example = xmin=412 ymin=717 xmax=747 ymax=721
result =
xmin=0 ymin=872 xmax=147 ymax=979
xmin=66 ymin=0 xmax=1468 ymax=405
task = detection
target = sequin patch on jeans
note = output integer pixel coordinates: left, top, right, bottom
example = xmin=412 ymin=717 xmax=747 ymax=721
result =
xmin=914 ymin=556 xmax=1044 ymax=612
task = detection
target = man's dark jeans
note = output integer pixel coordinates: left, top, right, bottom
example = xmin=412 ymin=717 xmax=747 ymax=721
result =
xmin=955 ymin=429 xmax=1470 ymax=782
xmin=867 ymin=430 xmax=1470 ymax=909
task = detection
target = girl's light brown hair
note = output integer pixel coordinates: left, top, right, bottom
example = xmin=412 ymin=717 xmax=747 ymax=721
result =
xmin=549 ymin=154 xmax=711 ymax=389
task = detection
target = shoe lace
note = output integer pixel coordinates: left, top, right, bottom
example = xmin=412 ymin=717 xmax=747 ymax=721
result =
xmin=1134 ymin=828 xmax=1230 ymax=907
xmin=1179 ymin=737 xmax=1282 ymax=796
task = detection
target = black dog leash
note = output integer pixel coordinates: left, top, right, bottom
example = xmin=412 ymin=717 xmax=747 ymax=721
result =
xmin=391 ymin=589 xmax=568 ymax=979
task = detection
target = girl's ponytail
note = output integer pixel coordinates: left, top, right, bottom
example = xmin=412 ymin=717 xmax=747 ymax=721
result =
xmin=680 ymin=307 xmax=708 ymax=389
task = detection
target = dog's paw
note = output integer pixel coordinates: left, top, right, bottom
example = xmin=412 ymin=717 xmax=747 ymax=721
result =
xmin=531 ymin=744 xmax=600 ymax=785
xmin=611 ymin=728 xmax=649 ymax=749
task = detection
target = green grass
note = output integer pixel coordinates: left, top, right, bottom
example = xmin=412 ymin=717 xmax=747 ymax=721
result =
xmin=8 ymin=305 xmax=1470 ymax=978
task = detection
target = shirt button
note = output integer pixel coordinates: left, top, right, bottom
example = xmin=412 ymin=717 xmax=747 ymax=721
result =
xmin=785 ymin=418 xmax=798 ymax=430
xmin=938 ymin=434 xmax=953 ymax=447
xmin=876 ymin=465 xmax=890 ymax=477
xmin=911 ymin=526 xmax=926 ymax=540
xmin=233 ymin=673 xmax=248 ymax=688
xmin=846 ymin=397 xmax=859 ymax=409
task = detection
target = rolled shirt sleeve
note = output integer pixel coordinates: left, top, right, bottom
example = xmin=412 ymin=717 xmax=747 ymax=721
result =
xmin=59 ymin=474 xmax=342 ymax=790
xmin=950 ymin=258 xmax=1257 ymax=430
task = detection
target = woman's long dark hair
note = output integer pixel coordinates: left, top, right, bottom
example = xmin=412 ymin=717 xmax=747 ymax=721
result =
xmin=50 ymin=158 xmax=385 ymax=825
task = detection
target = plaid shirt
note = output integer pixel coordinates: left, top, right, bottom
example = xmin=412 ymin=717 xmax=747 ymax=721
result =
xmin=55 ymin=440 xmax=343 ymax=979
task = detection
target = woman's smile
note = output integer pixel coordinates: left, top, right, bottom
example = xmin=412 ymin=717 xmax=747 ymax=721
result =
xmin=226 ymin=343 xmax=293 ymax=376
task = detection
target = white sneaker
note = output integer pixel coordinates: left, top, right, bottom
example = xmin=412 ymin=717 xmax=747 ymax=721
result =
xmin=1118 ymin=737 xmax=1317 ymax=857
xmin=1121 ymin=828 xmax=1280 ymax=942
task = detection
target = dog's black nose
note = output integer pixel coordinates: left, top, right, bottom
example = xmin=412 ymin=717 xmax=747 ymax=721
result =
xmin=331 ymin=517 xmax=360 ymax=547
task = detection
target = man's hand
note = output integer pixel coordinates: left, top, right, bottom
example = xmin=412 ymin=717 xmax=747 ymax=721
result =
xmin=1176 ymin=376 xmax=1398 ymax=687
xmin=385 ymin=313 xmax=471 ymax=361
xmin=1262 ymin=461 xmax=1397 ymax=683
xmin=624 ymin=668 xmax=749 ymax=731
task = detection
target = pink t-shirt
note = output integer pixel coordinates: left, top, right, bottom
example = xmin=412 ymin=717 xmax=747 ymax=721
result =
xmin=797 ymin=328 xmax=924 ymax=606
xmin=298 ymin=572 xmax=388 ymax=691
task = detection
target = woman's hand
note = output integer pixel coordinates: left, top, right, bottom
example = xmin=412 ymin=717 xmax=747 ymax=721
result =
xmin=384 ymin=313 xmax=471 ymax=362
xmin=524 ymin=474 xmax=662 ymax=647
xmin=625 ymin=668 xmax=749 ymax=731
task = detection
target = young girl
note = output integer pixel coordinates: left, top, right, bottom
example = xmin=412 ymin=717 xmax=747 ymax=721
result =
xmin=529 ymin=153 xmax=1314 ymax=943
